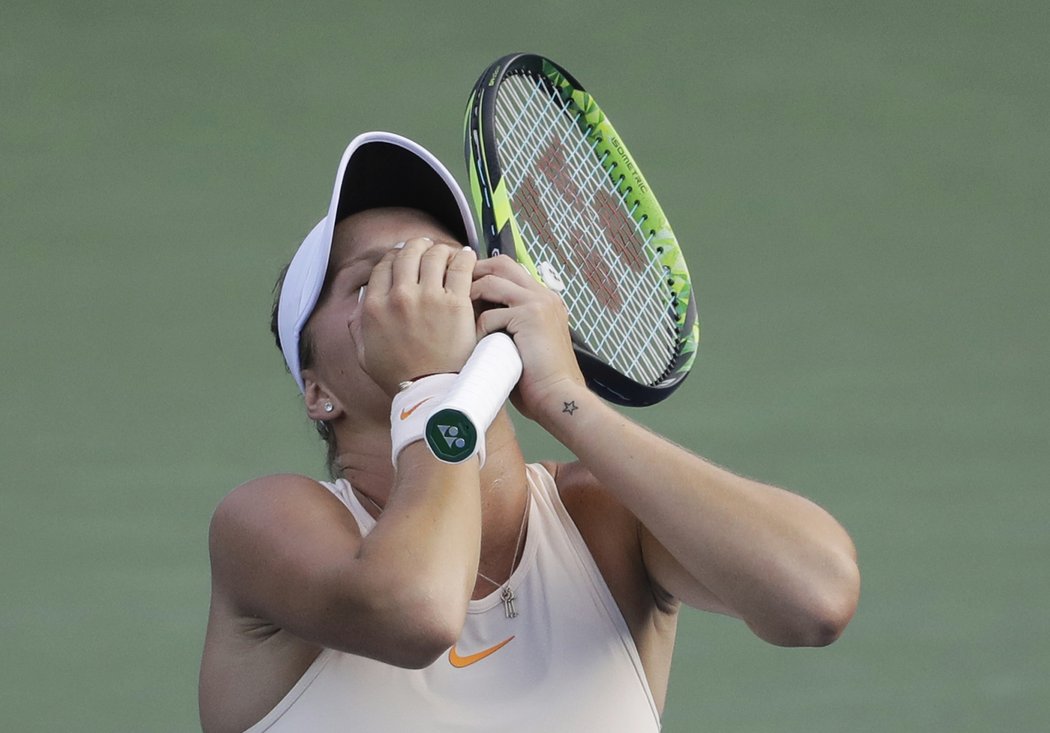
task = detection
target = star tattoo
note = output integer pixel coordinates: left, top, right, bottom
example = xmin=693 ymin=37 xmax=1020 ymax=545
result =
xmin=562 ymin=401 xmax=578 ymax=415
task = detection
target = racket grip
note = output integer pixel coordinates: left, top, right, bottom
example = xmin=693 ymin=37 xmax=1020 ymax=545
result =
xmin=425 ymin=332 xmax=523 ymax=464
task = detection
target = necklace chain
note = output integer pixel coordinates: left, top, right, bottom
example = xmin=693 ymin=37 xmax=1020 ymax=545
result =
xmin=355 ymin=486 xmax=528 ymax=619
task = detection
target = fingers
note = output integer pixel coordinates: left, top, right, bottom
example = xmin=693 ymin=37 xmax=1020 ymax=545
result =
xmin=366 ymin=238 xmax=478 ymax=316
xmin=471 ymin=254 xmax=543 ymax=291
xmin=390 ymin=237 xmax=432 ymax=286
xmin=471 ymin=255 xmax=565 ymax=339
xmin=475 ymin=304 xmax=514 ymax=339
xmin=418 ymin=244 xmax=450 ymax=289
xmin=470 ymin=271 xmax=535 ymax=307
xmin=366 ymin=248 xmax=397 ymax=297
xmin=368 ymin=238 xmax=433 ymax=297
xmin=444 ymin=246 xmax=477 ymax=296
xmin=420 ymin=242 xmax=473 ymax=291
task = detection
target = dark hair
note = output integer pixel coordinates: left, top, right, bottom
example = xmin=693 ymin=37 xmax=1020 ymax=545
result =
xmin=270 ymin=264 xmax=340 ymax=479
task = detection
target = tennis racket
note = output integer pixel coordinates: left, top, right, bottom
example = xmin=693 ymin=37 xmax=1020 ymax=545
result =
xmin=425 ymin=52 xmax=699 ymax=463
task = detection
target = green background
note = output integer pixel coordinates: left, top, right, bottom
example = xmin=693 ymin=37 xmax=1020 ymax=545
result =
xmin=3 ymin=1 xmax=1047 ymax=730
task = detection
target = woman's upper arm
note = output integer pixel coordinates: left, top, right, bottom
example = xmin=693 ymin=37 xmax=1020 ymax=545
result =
xmin=208 ymin=474 xmax=369 ymax=648
xmin=550 ymin=460 xmax=737 ymax=618
xmin=209 ymin=472 xmax=469 ymax=668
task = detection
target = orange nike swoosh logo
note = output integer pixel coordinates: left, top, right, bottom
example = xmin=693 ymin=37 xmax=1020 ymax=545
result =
xmin=399 ymin=397 xmax=433 ymax=421
xmin=448 ymin=636 xmax=515 ymax=668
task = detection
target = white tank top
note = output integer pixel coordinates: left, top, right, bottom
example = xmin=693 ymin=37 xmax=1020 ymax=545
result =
xmin=245 ymin=463 xmax=660 ymax=732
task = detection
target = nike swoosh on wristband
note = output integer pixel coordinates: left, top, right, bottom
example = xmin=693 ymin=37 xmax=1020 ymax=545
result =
xmin=399 ymin=397 xmax=433 ymax=421
xmin=447 ymin=636 xmax=515 ymax=668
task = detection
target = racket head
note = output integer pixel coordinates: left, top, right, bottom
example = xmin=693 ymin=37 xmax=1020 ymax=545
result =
xmin=464 ymin=53 xmax=699 ymax=406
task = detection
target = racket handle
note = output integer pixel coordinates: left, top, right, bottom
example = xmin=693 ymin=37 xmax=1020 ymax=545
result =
xmin=425 ymin=332 xmax=523 ymax=463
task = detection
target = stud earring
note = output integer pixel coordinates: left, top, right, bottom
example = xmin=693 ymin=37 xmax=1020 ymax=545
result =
xmin=323 ymin=401 xmax=334 ymax=413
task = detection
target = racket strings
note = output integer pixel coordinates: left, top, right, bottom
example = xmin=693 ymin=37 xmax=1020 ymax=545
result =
xmin=495 ymin=76 xmax=668 ymax=329
xmin=499 ymin=95 xmax=673 ymax=383
xmin=494 ymin=74 xmax=678 ymax=384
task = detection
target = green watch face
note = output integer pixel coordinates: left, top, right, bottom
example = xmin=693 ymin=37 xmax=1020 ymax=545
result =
xmin=425 ymin=409 xmax=478 ymax=463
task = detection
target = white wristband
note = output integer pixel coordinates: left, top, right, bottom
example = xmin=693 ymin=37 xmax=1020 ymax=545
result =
xmin=390 ymin=374 xmax=486 ymax=467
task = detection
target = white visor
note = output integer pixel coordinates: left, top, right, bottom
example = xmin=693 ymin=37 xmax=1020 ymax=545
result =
xmin=276 ymin=131 xmax=479 ymax=392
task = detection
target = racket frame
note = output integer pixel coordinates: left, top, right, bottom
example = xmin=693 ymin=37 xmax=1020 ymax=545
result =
xmin=465 ymin=52 xmax=699 ymax=407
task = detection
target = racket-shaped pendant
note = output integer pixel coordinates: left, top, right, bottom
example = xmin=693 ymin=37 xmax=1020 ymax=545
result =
xmin=501 ymin=586 xmax=518 ymax=619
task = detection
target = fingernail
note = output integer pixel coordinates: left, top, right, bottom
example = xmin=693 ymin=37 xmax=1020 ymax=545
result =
xmin=358 ymin=285 xmax=367 ymax=303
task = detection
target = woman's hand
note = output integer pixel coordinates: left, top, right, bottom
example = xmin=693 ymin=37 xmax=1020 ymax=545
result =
xmin=352 ymin=238 xmax=478 ymax=396
xmin=470 ymin=255 xmax=586 ymax=421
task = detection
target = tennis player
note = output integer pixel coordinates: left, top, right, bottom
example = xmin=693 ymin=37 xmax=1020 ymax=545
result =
xmin=198 ymin=132 xmax=860 ymax=732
